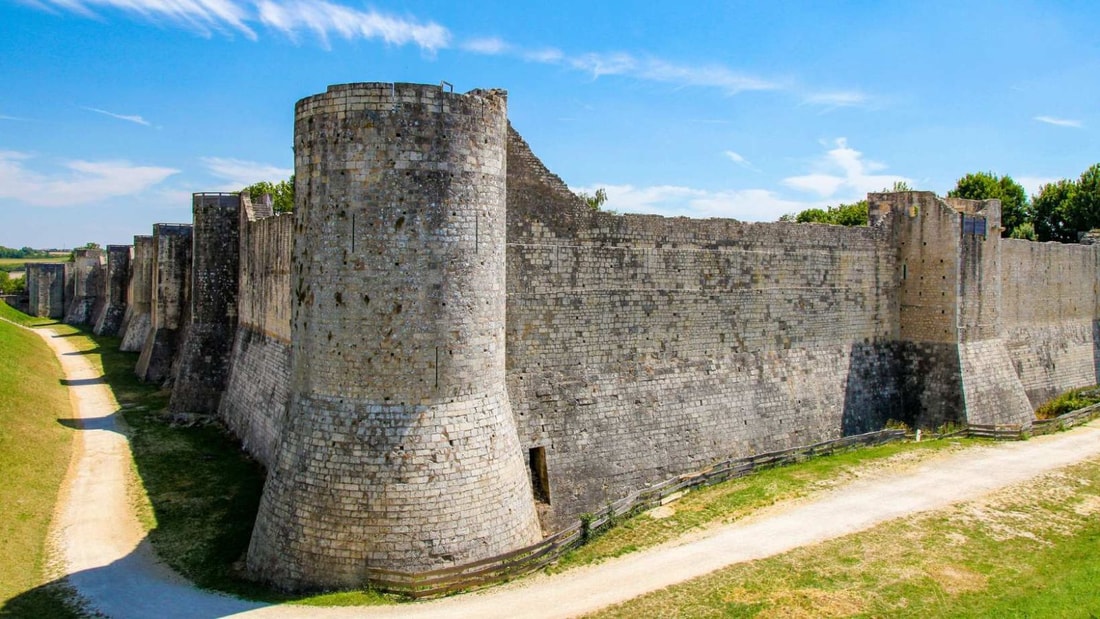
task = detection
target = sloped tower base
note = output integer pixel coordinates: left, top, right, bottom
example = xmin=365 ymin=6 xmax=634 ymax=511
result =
xmin=247 ymin=83 xmax=542 ymax=590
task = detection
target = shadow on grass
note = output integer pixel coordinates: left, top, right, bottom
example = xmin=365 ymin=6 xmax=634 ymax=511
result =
xmin=59 ymin=377 xmax=106 ymax=387
xmin=0 ymin=312 xmax=341 ymax=616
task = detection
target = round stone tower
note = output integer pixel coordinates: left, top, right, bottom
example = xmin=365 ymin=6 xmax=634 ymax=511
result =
xmin=247 ymin=83 xmax=542 ymax=590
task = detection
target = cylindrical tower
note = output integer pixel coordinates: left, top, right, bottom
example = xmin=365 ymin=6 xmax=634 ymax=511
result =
xmin=248 ymin=82 xmax=542 ymax=590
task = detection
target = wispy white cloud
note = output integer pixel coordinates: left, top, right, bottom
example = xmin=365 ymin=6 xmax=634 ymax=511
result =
xmin=570 ymin=139 xmax=909 ymax=221
xmin=803 ymin=90 xmax=869 ymax=109
xmin=523 ymin=47 xmax=564 ymax=63
xmin=83 ymin=106 xmax=151 ymax=126
xmin=255 ymin=0 xmax=449 ymax=50
xmin=783 ymin=138 xmax=909 ymax=199
xmin=723 ymin=150 xmax=759 ymax=172
xmin=29 ymin=0 xmax=448 ymax=50
xmin=564 ymin=52 xmax=778 ymax=94
xmin=1034 ymin=115 xmax=1082 ymax=128
xmin=0 ymin=114 xmax=28 ymax=121
xmin=0 ymin=150 xmax=178 ymax=207
xmin=572 ymin=183 xmax=819 ymax=222
xmin=34 ymin=0 xmax=257 ymax=40
xmin=201 ymin=156 xmax=291 ymax=190
xmin=462 ymin=36 xmax=509 ymax=55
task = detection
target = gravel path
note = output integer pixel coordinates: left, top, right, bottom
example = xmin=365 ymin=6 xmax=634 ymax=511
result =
xmin=39 ymin=324 xmax=1100 ymax=619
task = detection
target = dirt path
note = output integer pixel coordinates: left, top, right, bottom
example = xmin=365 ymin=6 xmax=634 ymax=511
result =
xmin=40 ymin=324 xmax=1100 ymax=618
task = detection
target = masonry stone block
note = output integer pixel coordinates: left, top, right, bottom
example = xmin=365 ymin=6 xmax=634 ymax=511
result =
xmin=247 ymin=83 xmax=542 ymax=590
xmin=119 ymin=235 xmax=154 ymax=351
xmin=92 ymin=244 xmax=131 ymax=336
xmin=135 ymin=224 xmax=192 ymax=384
xmin=169 ymin=193 xmax=241 ymax=414
xmin=64 ymin=248 xmax=105 ymax=326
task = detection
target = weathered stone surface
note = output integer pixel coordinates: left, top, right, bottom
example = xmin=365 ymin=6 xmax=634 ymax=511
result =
xmin=170 ymin=193 xmax=241 ymax=414
xmin=64 ymin=248 xmax=105 ymax=326
xmin=135 ymin=224 xmax=192 ymax=384
xmin=92 ymin=245 xmax=131 ymax=336
xmin=119 ymin=235 xmax=154 ymax=351
xmin=218 ymin=195 xmax=293 ymax=466
xmin=25 ymin=262 xmax=68 ymax=318
xmin=143 ymin=82 xmax=1100 ymax=587
xmin=247 ymin=83 xmax=542 ymax=590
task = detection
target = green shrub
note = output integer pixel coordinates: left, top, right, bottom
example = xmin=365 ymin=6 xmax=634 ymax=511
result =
xmin=1036 ymin=385 xmax=1100 ymax=419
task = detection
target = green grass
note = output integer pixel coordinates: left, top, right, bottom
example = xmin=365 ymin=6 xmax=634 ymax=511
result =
xmin=0 ymin=257 xmax=69 ymax=266
xmin=72 ymin=324 xmax=395 ymax=606
xmin=590 ymin=456 xmax=1100 ymax=618
xmin=552 ymin=438 xmax=971 ymax=572
xmin=10 ymin=299 xmax=1095 ymax=614
xmin=0 ymin=304 xmax=82 ymax=617
xmin=0 ymin=256 xmax=68 ymax=274
xmin=1036 ymin=384 xmax=1100 ymax=419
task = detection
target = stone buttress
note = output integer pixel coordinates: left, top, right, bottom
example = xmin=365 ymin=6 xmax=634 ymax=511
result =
xmin=135 ymin=224 xmax=193 ymax=383
xmin=247 ymin=83 xmax=542 ymax=590
xmin=93 ymin=244 xmax=132 ymax=336
xmin=64 ymin=247 xmax=105 ymax=326
xmin=170 ymin=193 xmax=241 ymax=413
xmin=119 ymin=235 xmax=154 ymax=351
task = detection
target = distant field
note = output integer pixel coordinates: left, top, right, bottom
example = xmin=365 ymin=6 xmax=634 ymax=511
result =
xmin=0 ymin=256 xmax=69 ymax=275
xmin=0 ymin=256 xmax=69 ymax=266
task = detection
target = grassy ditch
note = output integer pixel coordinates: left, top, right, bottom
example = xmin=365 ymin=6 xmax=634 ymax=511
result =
xmin=15 ymin=299 xmax=1094 ymax=612
xmin=552 ymin=438 xmax=972 ymax=572
xmin=49 ymin=320 xmax=395 ymax=606
xmin=590 ymin=456 xmax=1100 ymax=618
xmin=0 ymin=303 xmax=81 ymax=617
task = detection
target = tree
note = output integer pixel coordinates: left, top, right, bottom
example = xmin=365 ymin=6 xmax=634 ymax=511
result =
xmin=243 ymin=175 xmax=295 ymax=213
xmin=578 ymin=188 xmax=608 ymax=211
xmin=1032 ymin=179 xmax=1078 ymax=242
xmin=0 ymin=271 xmax=24 ymax=295
xmin=947 ymin=172 xmax=1029 ymax=238
xmin=787 ymin=201 xmax=869 ymax=226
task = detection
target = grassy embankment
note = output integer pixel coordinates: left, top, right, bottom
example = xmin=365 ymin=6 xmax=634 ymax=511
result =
xmin=0 ymin=303 xmax=81 ymax=617
xmin=591 ymin=455 xmax=1100 ymax=618
xmin=6 ymin=297 xmax=1098 ymax=615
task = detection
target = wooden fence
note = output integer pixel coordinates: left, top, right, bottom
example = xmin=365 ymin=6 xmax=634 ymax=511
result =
xmin=361 ymin=428 xmax=906 ymax=598
xmin=355 ymin=405 xmax=1100 ymax=598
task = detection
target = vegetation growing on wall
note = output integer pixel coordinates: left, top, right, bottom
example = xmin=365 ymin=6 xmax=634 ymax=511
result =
xmin=779 ymin=164 xmax=1100 ymax=244
xmin=1035 ymin=385 xmax=1100 ymax=420
xmin=243 ymin=176 xmax=295 ymax=213
xmin=947 ymin=172 xmax=1030 ymax=238
xmin=780 ymin=182 xmax=912 ymax=226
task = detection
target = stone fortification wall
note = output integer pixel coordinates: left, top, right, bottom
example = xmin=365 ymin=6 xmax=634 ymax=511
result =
xmin=119 ymin=236 xmax=154 ymax=351
xmin=949 ymin=197 xmax=1033 ymax=426
xmin=870 ymin=192 xmax=966 ymax=429
xmin=248 ymin=83 xmax=542 ymax=590
xmin=25 ymin=263 xmax=68 ymax=318
xmin=92 ymin=245 xmax=131 ymax=336
xmin=1000 ymin=238 xmax=1100 ymax=406
xmin=219 ymin=197 xmax=293 ymax=467
xmin=136 ymin=224 xmax=192 ymax=383
xmin=505 ymin=133 xmax=902 ymax=529
xmin=170 ymin=194 xmax=241 ymax=414
xmin=64 ymin=248 xmax=105 ymax=326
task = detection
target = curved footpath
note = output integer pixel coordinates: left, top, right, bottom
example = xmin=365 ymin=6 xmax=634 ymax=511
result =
xmin=39 ymin=324 xmax=1100 ymax=619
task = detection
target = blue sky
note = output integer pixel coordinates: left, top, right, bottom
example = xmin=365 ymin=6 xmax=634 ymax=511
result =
xmin=1 ymin=0 xmax=1097 ymax=249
